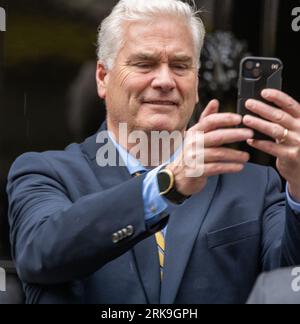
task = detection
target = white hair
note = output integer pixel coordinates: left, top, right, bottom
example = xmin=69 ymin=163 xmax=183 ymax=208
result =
xmin=97 ymin=0 xmax=205 ymax=70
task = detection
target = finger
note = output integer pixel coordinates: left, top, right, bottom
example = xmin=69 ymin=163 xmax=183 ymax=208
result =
xmin=261 ymin=89 xmax=300 ymax=118
xmin=247 ymin=139 xmax=287 ymax=159
xmin=205 ymin=128 xmax=254 ymax=147
xmin=199 ymin=113 xmax=242 ymax=133
xmin=199 ymin=99 xmax=219 ymax=122
xmin=245 ymin=99 xmax=296 ymax=130
xmin=243 ymin=115 xmax=286 ymax=141
xmin=204 ymin=163 xmax=246 ymax=177
xmin=204 ymin=148 xmax=250 ymax=163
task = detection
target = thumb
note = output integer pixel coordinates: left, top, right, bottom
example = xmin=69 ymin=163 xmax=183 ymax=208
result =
xmin=199 ymin=99 xmax=219 ymax=122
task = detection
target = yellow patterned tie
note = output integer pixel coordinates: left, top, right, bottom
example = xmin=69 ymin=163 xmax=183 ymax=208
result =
xmin=133 ymin=172 xmax=165 ymax=279
xmin=155 ymin=231 xmax=165 ymax=279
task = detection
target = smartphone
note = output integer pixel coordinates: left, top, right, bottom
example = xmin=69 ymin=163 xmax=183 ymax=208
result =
xmin=237 ymin=56 xmax=283 ymax=140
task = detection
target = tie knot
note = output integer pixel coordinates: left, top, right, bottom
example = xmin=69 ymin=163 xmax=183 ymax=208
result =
xmin=133 ymin=171 xmax=144 ymax=177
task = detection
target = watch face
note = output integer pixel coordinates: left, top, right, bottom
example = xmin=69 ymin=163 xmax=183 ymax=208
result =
xmin=158 ymin=171 xmax=171 ymax=194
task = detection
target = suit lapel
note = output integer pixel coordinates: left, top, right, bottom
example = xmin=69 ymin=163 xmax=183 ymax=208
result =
xmin=81 ymin=123 xmax=131 ymax=189
xmin=81 ymin=123 xmax=161 ymax=304
xmin=160 ymin=175 xmax=219 ymax=304
xmin=132 ymin=236 xmax=161 ymax=304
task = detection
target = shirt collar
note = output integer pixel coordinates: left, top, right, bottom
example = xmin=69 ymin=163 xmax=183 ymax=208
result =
xmin=108 ymin=131 xmax=181 ymax=176
xmin=108 ymin=131 xmax=147 ymax=175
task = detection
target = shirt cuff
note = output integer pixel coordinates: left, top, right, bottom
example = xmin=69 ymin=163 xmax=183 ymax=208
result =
xmin=143 ymin=165 xmax=179 ymax=221
xmin=286 ymin=183 xmax=300 ymax=213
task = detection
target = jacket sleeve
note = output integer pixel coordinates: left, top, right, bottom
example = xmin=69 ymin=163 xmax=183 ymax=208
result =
xmin=246 ymin=273 xmax=267 ymax=304
xmin=261 ymin=167 xmax=300 ymax=270
xmin=281 ymin=204 xmax=300 ymax=266
xmin=7 ymin=153 xmax=168 ymax=285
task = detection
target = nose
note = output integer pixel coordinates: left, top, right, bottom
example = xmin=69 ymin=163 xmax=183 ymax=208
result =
xmin=151 ymin=65 xmax=176 ymax=93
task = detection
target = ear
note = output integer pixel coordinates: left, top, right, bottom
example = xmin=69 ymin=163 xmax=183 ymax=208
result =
xmin=96 ymin=62 xmax=109 ymax=99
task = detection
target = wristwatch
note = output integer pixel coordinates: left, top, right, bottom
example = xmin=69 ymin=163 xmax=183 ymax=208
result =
xmin=157 ymin=168 xmax=190 ymax=205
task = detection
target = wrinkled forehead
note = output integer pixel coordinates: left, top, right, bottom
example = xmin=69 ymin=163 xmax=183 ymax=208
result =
xmin=119 ymin=17 xmax=196 ymax=61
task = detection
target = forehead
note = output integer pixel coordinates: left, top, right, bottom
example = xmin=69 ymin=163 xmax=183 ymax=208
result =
xmin=119 ymin=16 xmax=196 ymax=60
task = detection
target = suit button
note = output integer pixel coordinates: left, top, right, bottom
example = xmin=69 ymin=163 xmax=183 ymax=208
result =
xmin=150 ymin=206 xmax=157 ymax=213
xmin=118 ymin=230 xmax=125 ymax=240
xmin=126 ymin=225 xmax=134 ymax=237
xmin=122 ymin=228 xmax=128 ymax=237
xmin=112 ymin=233 xmax=119 ymax=244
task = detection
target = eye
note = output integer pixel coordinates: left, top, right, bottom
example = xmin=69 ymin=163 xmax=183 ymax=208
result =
xmin=134 ymin=62 xmax=154 ymax=69
xmin=172 ymin=64 xmax=188 ymax=70
xmin=171 ymin=64 xmax=190 ymax=75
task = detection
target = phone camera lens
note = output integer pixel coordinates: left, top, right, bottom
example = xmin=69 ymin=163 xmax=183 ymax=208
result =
xmin=245 ymin=61 xmax=254 ymax=70
xmin=252 ymin=68 xmax=261 ymax=78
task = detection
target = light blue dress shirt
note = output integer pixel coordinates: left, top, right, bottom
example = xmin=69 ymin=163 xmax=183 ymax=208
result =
xmin=108 ymin=133 xmax=300 ymax=222
xmin=286 ymin=184 xmax=300 ymax=214
xmin=108 ymin=133 xmax=178 ymax=224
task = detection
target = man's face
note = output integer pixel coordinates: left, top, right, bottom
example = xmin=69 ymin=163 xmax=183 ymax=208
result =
xmin=96 ymin=16 xmax=199 ymax=135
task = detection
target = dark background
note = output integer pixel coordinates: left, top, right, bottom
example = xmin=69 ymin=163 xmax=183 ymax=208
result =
xmin=0 ymin=0 xmax=299 ymax=260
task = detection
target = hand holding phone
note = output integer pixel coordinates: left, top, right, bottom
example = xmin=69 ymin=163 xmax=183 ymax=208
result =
xmin=237 ymin=57 xmax=283 ymax=140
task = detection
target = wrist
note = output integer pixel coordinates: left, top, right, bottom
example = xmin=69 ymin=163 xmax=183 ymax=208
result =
xmin=165 ymin=163 xmax=186 ymax=196
xmin=157 ymin=166 xmax=190 ymax=205
xmin=288 ymin=183 xmax=300 ymax=203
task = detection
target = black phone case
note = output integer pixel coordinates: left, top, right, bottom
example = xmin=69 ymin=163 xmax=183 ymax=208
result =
xmin=237 ymin=57 xmax=283 ymax=140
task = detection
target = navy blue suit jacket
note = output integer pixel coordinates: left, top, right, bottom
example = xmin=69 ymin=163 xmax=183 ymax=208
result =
xmin=7 ymin=124 xmax=300 ymax=304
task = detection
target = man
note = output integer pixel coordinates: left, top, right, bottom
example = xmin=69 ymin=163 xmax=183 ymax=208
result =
xmin=247 ymin=268 xmax=300 ymax=304
xmin=7 ymin=0 xmax=300 ymax=304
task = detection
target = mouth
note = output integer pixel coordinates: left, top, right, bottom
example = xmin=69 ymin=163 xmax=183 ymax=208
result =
xmin=143 ymin=100 xmax=178 ymax=106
